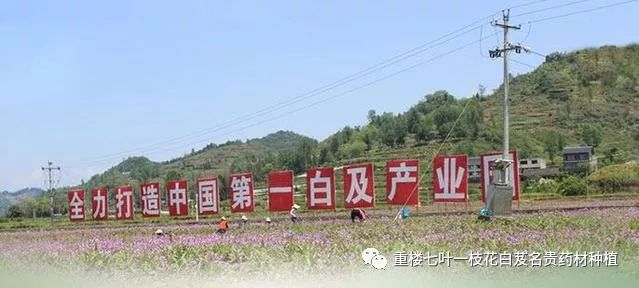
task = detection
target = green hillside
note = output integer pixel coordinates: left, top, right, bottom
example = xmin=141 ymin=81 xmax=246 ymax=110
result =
xmin=79 ymin=130 xmax=316 ymax=196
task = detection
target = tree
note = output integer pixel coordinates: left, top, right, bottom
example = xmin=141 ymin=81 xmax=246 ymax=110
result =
xmin=581 ymin=123 xmax=602 ymax=147
xmin=425 ymin=90 xmax=456 ymax=109
xmin=541 ymin=131 xmax=566 ymax=164
xmin=166 ymin=170 xmax=183 ymax=181
xmin=338 ymin=140 xmax=367 ymax=159
xmin=478 ymin=84 xmax=487 ymax=97
xmin=6 ymin=204 xmax=23 ymax=218
xmin=461 ymin=100 xmax=483 ymax=139
xmin=367 ymin=110 xmax=379 ymax=126
xmin=433 ymin=104 xmax=462 ymax=138
xmin=405 ymin=108 xmax=420 ymax=134
xmin=415 ymin=114 xmax=434 ymax=142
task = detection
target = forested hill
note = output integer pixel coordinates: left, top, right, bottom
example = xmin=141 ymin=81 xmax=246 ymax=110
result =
xmin=81 ymin=130 xmax=317 ymax=191
xmin=79 ymin=44 xmax=638 ymax=192
xmin=316 ymin=44 xmax=639 ymax=167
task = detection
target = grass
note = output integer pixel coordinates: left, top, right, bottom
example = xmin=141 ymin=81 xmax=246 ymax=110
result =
xmin=1 ymin=206 xmax=638 ymax=278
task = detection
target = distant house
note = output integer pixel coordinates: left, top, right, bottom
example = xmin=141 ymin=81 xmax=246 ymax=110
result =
xmin=519 ymin=158 xmax=547 ymax=171
xmin=468 ymin=157 xmax=481 ymax=182
xmin=562 ymin=146 xmax=597 ymax=173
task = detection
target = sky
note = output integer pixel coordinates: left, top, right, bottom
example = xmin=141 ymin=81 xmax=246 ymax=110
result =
xmin=1 ymin=0 xmax=638 ymax=191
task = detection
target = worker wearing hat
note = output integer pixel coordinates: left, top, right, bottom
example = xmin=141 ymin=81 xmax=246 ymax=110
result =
xmin=290 ymin=204 xmax=300 ymax=223
xmin=216 ymin=216 xmax=229 ymax=234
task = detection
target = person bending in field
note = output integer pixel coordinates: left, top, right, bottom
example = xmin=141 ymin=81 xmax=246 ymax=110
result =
xmin=290 ymin=204 xmax=300 ymax=223
xmin=351 ymin=208 xmax=367 ymax=223
xmin=216 ymin=216 xmax=229 ymax=234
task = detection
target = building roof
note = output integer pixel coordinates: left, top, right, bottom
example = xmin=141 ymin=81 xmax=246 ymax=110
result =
xmin=562 ymin=146 xmax=594 ymax=154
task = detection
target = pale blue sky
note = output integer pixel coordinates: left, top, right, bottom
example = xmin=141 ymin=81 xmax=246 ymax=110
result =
xmin=1 ymin=0 xmax=638 ymax=191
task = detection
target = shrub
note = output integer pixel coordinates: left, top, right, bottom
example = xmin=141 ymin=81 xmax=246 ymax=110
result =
xmin=589 ymin=163 xmax=639 ymax=193
xmin=525 ymin=178 xmax=560 ymax=194
xmin=558 ymin=175 xmax=588 ymax=196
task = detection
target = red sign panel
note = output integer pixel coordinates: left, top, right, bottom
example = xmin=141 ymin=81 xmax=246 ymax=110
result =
xmin=268 ymin=171 xmax=295 ymax=212
xmin=386 ymin=160 xmax=419 ymax=205
xmin=68 ymin=189 xmax=85 ymax=222
xmin=197 ymin=177 xmax=219 ymax=215
xmin=167 ymin=180 xmax=189 ymax=216
xmin=229 ymin=173 xmax=254 ymax=213
xmin=306 ymin=167 xmax=335 ymax=210
xmin=433 ymin=155 xmax=468 ymax=203
xmin=480 ymin=150 xmax=520 ymax=202
xmin=140 ymin=182 xmax=161 ymax=217
xmin=115 ymin=186 xmax=134 ymax=220
xmin=343 ymin=163 xmax=375 ymax=208
xmin=91 ymin=187 xmax=108 ymax=221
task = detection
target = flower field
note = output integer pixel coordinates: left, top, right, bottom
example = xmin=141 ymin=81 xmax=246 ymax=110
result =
xmin=1 ymin=204 xmax=639 ymax=287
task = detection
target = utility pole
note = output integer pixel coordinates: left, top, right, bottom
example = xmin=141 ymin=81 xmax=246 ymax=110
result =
xmin=487 ymin=9 xmax=523 ymax=216
xmin=42 ymin=161 xmax=61 ymax=224
xmin=489 ymin=9 xmax=522 ymax=185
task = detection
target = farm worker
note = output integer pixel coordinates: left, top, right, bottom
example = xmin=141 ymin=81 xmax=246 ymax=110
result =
xmin=351 ymin=208 xmax=367 ymax=223
xmin=400 ymin=207 xmax=410 ymax=219
xmin=290 ymin=204 xmax=300 ymax=223
xmin=240 ymin=215 xmax=248 ymax=226
xmin=216 ymin=216 xmax=229 ymax=234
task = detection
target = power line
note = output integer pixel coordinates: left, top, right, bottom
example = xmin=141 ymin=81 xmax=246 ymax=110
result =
xmin=66 ymin=0 xmax=636 ymax=172
xmin=73 ymin=33 xmax=499 ymax=169
xmin=508 ymin=0 xmax=551 ymax=10
xmin=513 ymin=0 xmax=594 ymax=17
xmin=511 ymin=59 xmax=537 ymax=69
xmin=68 ymin=0 xmax=555 ymax=166
xmin=71 ymin=22 xmax=490 ymax=166
xmin=529 ymin=0 xmax=638 ymax=23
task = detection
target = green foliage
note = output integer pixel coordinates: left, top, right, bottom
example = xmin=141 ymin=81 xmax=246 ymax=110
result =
xmin=581 ymin=123 xmax=603 ymax=147
xmin=525 ymin=179 xmax=560 ymax=194
xmin=433 ymin=104 xmax=462 ymax=138
xmin=558 ymin=175 xmax=588 ymax=196
xmin=338 ymin=140 xmax=367 ymax=159
xmin=5 ymin=205 xmax=23 ymax=218
xmin=589 ymin=163 xmax=639 ymax=193
xmin=540 ymin=131 xmax=566 ymax=164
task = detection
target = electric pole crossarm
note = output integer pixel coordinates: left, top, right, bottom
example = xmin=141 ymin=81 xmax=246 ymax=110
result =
xmin=42 ymin=161 xmax=61 ymax=224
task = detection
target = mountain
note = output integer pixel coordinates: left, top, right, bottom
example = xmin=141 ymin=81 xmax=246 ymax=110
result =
xmin=0 ymin=188 xmax=46 ymax=215
xmin=81 ymin=130 xmax=315 ymax=190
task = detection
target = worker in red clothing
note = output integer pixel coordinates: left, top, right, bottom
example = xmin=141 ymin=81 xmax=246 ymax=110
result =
xmin=216 ymin=216 xmax=229 ymax=234
xmin=351 ymin=208 xmax=367 ymax=223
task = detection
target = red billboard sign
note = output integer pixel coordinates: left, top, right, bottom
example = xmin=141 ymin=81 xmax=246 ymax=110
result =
xmin=268 ymin=171 xmax=295 ymax=212
xmin=140 ymin=183 xmax=161 ymax=217
xmin=343 ymin=163 xmax=375 ymax=208
xmin=115 ymin=186 xmax=134 ymax=220
xmin=68 ymin=189 xmax=85 ymax=222
xmin=91 ymin=187 xmax=108 ymax=221
xmin=229 ymin=173 xmax=254 ymax=213
xmin=167 ymin=180 xmax=188 ymax=216
xmin=306 ymin=167 xmax=335 ymax=210
xmin=197 ymin=177 xmax=219 ymax=215
xmin=433 ymin=155 xmax=468 ymax=203
xmin=386 ymin=160 xmax=419 ymax=205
